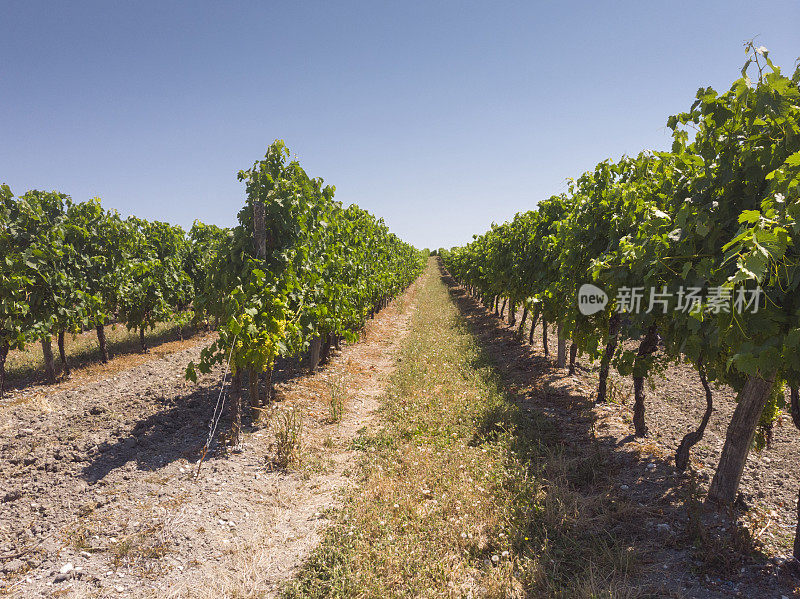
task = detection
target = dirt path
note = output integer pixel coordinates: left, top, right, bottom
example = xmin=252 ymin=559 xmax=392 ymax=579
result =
xmin=0 ymin=280 xmax=420 ymax=598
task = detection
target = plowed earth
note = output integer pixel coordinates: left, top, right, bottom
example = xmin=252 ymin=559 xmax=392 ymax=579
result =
xmin=0 ymin=280 xmax=419 ymax=598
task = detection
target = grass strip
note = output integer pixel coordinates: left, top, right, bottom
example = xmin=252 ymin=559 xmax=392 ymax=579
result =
xmin=286 ymin=265 xmax=639 ymax=598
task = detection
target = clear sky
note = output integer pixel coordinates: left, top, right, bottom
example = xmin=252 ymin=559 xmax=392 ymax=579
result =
xmin=2 ymin=1 xmax=798 ymax=249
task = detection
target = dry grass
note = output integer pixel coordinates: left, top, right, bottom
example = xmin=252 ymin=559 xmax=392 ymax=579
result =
xmin=286 ymin=266 xmax=640 ymax=598
xmin=325 ymin=371 xmax=348 ymax=424
xmin=5 ymin=321 xmax=204 ymax=387
xmin=271 ymin=407 xmax=303 ymax=470
xmin=2 ymin=323 xmax=212 ymax=407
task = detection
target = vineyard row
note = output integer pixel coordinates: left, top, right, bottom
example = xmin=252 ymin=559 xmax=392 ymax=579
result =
xmin=0 ymin=140 xmax=427 ymax=447
xmin=441 ymin=44 xmax=800 ymax=557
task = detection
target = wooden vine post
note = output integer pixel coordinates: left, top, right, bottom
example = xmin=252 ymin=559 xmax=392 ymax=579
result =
xmin=57 ymin=331 xmax=70 ymax=377
xmin=252 ymin=201 xmax=272 ymax=405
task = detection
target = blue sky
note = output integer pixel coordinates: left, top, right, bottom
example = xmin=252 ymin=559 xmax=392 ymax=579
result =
xmin=2 ymin=1 xmax=798 ymax=249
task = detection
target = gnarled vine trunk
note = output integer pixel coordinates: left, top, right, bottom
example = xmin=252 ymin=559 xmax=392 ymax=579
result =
xmin=675 ymin=359 xmax=713 ymax=471
xmin=320 ymin=333 xmax=333 ymax=365
xmin=96 ymin=324 xmax=109 ymax=363
xmin=556 ymin=323 xmax=566 ymax=368
xmin=542 ymin=318 xmax=549 ymax=357
xmin=58 ymin=330 xmax=70 ymax=377
xmin=632 ymin=323 xmax=659 ymax=438
xmin=596 ymin=313 xmax=621 ymax=403
xmin=529 ymin=309 xmax=539 ymax=345
xmin=309 ymin=335 xmax=322 ymax=373
xmin=0 ymin=340 xmax=9 ymax=400
xmin=139 ymin=327 xmax=147 ymax=353
xmin=568 ymin=342 xmax=578 ymax=375
xmin=517 ymin=304 xmax=528 ymax=338
xmin=499 ymin=298 xmax=507 ymax=318
xmin=42 ymin=338 xmax=56 ymax=383
xmin=508 ymin=301 xmax=516 ymax=326
xmin=707 ymin=372 xmax=777 ymax=505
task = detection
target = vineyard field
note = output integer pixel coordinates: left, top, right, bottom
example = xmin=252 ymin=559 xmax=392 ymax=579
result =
xmin=2 ymin=40 xmax=800 ymax=599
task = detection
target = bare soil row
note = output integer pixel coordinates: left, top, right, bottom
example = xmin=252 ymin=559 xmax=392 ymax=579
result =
xmin=0 ymin=280 xmax=420 ymax=598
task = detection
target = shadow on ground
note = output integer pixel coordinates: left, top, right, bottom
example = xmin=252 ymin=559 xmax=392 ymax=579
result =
xmin=5 ymin=323 xmax=202 ymax=393
xmin=80 ymin=347 xmax=323 ymax=484
xmin=440 ymin=268 xmax=796 ymax=598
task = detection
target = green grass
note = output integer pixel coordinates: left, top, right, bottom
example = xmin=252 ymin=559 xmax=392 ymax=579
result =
xmin=285 ymin=264 xmax=641 ymax=598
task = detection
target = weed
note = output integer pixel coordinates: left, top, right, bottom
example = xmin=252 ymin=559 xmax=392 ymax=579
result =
xmin=64 ymin=522 xmax=93 ymax=552
xmin=108 ymin=529 xmax=170 ymax=571
xmin=350 ymin=428 xmax=394 ymax=451
xmin=326 ymin=371 xmax=347 ymax=423
xmin=272 ymin=408 xmax=302 ymax=469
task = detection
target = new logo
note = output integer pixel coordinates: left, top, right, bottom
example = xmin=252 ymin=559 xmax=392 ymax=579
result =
xmin=578 ymin=283 xmax=608 ymax=316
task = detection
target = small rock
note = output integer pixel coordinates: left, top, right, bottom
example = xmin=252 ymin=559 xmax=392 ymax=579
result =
xmin=60 ymin=563 xmax=74 ymax=575
xmin=646 ymin=463 xmax=656 ymax=471
xmin=80 ymin=551 xmax=92 ymax=558
xmin=620 ymin=484 xmax=630 ymax=491
xmin=2 ymin=558 xmax=25 ymax=573
xmin=491 ymin=554 xmax=499 ymax=564
xmin=2 ymin=489 xmax=22 ymax=503
xmin=656 ymin=523 xmax=672 ymax=534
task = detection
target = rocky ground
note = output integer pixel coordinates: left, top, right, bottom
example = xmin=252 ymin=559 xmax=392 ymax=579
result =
xmin=447 ymin=278 xmax=800 ymax=598
xmin=0 ymin=280 xmax=419 ymax=598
